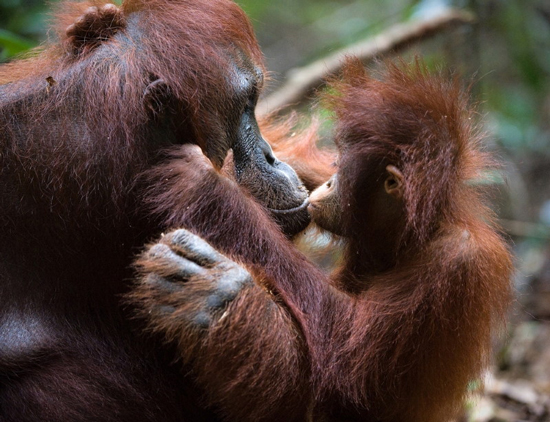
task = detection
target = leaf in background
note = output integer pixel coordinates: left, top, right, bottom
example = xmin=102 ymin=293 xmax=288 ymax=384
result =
xmin=0 ymin=29 xmax=35 ymax=61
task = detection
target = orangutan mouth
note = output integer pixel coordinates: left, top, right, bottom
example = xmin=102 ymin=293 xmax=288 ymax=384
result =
xmin=268 ymin=199 xmax=309 ymax=215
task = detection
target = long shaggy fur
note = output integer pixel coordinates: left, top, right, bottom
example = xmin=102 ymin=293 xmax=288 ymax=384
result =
xmin=0 ymin=0 xmax=263 ymax=212
xmin=260 ymin=114 xmax=337 ymax=191
xmin=134 ymin=58 xmax=513 ymax=421
xmin=0 ymin=1 xmax=287 ymax=421
xmin=318 ymin=58 xmax=513 ymax=421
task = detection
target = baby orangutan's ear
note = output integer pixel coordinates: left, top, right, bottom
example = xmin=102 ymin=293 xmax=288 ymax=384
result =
xmin=384 ymin=165 xmax=404 ymax=199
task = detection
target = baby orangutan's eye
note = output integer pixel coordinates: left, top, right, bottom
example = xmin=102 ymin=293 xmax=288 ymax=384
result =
xmin=325 ymin=174 xmax=337 ymax=190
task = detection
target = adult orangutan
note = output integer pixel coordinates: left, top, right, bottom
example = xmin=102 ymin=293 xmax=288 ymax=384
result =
xmin=0 ymin=1 xmax=310 ymax=421
xmin=130 ymin=59 xmax=513 ymax=421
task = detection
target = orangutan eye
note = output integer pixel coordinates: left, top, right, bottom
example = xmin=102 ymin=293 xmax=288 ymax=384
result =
xmin=248 ymin=83 xmax=260 ymax=109
xmin=245 ymin=94 xmax=257 ymax=113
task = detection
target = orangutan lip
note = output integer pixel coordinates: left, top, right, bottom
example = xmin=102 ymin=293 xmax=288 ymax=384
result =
xmin=268 ymin=199 xmax=309 ymax=215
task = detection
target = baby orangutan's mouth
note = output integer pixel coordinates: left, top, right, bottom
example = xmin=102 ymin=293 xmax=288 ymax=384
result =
xmin=306 ymin=202 xmax=318 ymax=211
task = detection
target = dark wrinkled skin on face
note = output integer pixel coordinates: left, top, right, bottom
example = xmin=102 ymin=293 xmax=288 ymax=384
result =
xmin=221 ymin=57 xmax=310 ymax=236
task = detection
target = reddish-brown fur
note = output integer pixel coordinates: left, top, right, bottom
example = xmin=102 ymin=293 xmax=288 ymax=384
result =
xmin=260 ymin=115 xmax=337 ymax=191
xmin=64 ymin=2 xmax=126 ymax=55
xmin=317 ymin=58 xmax=513 ymax=420
xmin=0 ymin=1 xmax=310 ymax=421
xmin=1 ymin=0 xmax=512 ymax=418
xmin=131 ymin=59 xmax=513 ymax=422
xmin=132 ymin=145 xmax=326 ymax=421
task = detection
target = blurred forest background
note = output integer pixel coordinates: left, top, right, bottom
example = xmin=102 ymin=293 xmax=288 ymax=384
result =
xmin=1 ymin=0 xmax=550 ymax=420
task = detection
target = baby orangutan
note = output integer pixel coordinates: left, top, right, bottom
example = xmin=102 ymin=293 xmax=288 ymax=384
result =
xmin=306 ymin=58 xmax=514 ymax=420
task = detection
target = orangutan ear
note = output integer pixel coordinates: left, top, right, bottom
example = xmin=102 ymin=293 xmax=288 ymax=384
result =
xmin=143 ymin=78 xmax=170 ymax=116
xmin=384 ymin=165 xmax=404 ymax=199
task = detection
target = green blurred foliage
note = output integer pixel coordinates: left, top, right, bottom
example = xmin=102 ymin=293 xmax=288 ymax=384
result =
xmin=480 ymin=0 xmax=550 ymax=160
xmin=0 ymin=0 xmax=48 ymax=60
xmin=237 ymin=0 xmax=419 ymax=67
xmin=0 ymin=29 xmax=34 ymax=60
